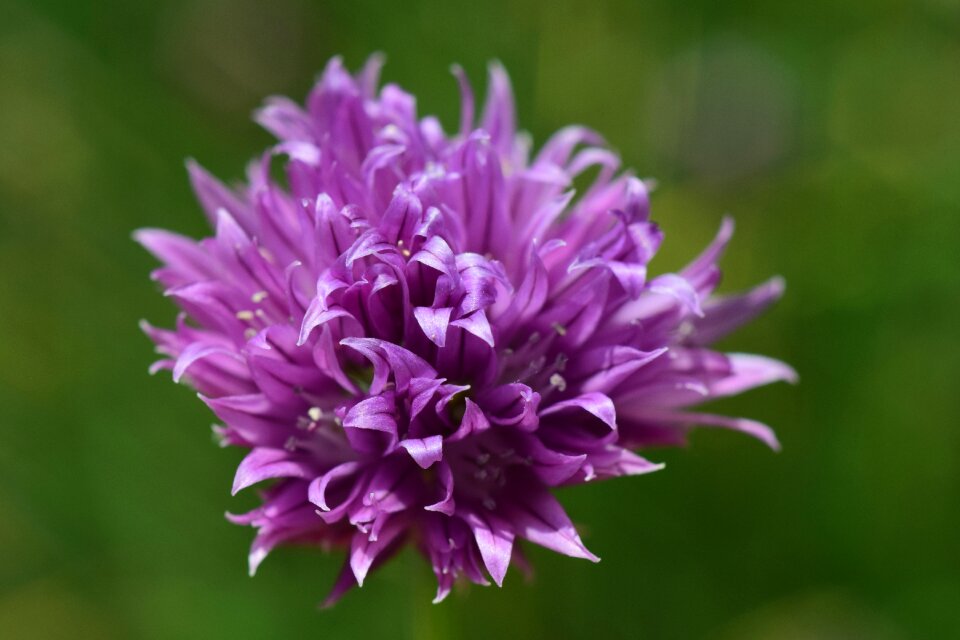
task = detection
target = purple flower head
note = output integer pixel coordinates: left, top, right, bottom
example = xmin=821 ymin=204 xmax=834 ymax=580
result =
xmin=139 ymin=56 xmax=795 ymax=605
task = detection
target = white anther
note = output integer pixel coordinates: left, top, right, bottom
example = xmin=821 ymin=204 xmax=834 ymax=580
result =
xmin=549 ymin=373 xmax=567 ymax=392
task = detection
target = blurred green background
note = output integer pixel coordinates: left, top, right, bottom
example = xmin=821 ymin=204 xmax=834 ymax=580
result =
xmin=1 ymin=0 xmax=958 ymax=638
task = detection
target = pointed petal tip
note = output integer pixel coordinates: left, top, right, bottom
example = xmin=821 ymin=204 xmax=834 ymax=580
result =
xmin=720 ymin=214 xmax=736 ymax=233
xmin=581 ymin=547 xmax=601 ymax=563
xmin=184 ymin=157 xmax=212 ymax=186
xmin=230 ymin=477 xmax=244 ymax=497
xmin=769 ymin=274 xmax=787 ymax=297
xmin=783 ymin=364 xmax=799 ymax=385
xmin=248 ymin=547 xmax=268 ymax=577
xmin=739 ymin=418 xmax=782 ymax=451
xmin=131 ymin=228 xmax=150 ymax=246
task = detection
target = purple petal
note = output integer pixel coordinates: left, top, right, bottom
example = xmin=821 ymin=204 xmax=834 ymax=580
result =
xmin=648 ymin=273 xmax=704 ymax=317
xmin=350 ymin=518 xmax=405 ymax=586
xmin=172 ymin=342 xmax=244 ymax=384
xmin=463 ymin=510 xmax=514 ymax=587
xmin=480 ymin=61 xmax=516 ymax=153
xmin=682 ymin=216 xmax=734 ymax=295
xmin=451 ymin=309 xmax=495 ymax=348
xmin=688 ymin=276 xmax=786 ymax=346
xmin=399 ymin=435 xmax=444 ymax=469
xmin=709 ymin=353 xmax=798 ymax=398
xmin=504 ymin=481 xmax=599 ymax=562
xmin=186 ymin=159 xmax=254 ymax=231
xmin=308 ymin=461 xmax=364 ymax=521
xmin=627 ymin=408 xmax=781 ymax=451
xmin=414 ymin=306 xmax=453 ymax=347
xmin=570 ymin=346 xmax=667 ymax=394
xmin=424 ymin=461 xmax=455 ymax=515
xmin=541 ymin=392 xmax=617 ymax=432
xmin=232 ymin=448 xmax=317 ymax=495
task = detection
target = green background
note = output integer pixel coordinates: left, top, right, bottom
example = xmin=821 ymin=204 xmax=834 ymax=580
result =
xmin=1 ymin=0 xmax=958 ymax=638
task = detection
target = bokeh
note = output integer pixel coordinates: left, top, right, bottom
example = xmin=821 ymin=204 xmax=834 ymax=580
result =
xmin=1 ymin=0 xmax=958 ymax=638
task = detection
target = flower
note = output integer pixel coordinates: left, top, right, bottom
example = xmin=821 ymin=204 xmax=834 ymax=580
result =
xmin=138 ymin=56 xmax=795 ymax=605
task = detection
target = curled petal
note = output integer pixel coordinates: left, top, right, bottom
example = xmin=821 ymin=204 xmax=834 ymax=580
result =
xmin=451 ymin=310 xmax=495 ymax=348
xmin=232 ymin=448 xmax=317 ymax=495
xmin=350 ymin=517 xmax=406 ymax=586
xmin=399 ymin=435 xmax=444 ymax=469
xmin=648 ymin=273 xmax=703 ymax=318
xmin=424 ymin=461 xmax=456 ymax=515
xmin=308 ymin=461 xmax=365 ymax=522
xmin=414 ymin=306 xmax=453 ymax=347
xmin=541 ymin=392 xmax=617 ymax=433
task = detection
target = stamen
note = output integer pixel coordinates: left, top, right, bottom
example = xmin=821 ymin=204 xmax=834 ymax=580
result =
xmin=549 ymin=373 xmax=567 ymax=392
xmin=552 ymin=322 xmax=567 ymax=336
xmin=251 ymin=290 xmax=269 ymax=303
xmin=235 ymin=310 xmax=255 ymax=321
xmin=210 ymin=424 xmax=229 ymax=447
xmin=528 ymin=356 xmax=546 ymax=375
xmin=554 ymin=353 xmax=569 ymax=371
